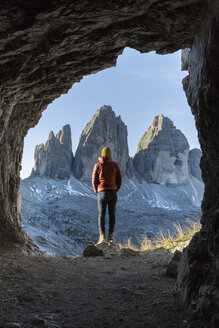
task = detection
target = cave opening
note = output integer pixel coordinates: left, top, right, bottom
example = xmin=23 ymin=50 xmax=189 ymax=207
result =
xmin=21 ymin=48 xmax=200 ymax=178
xmin=19 ymin=48 xmax=203 ymax=257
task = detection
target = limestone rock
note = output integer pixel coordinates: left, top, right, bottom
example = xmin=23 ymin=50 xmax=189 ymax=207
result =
xmin=31 ymin=125 xmax=73 ymax=179
xmin=17 ymin=194 xmax=22 ymax=226
xmin=166 ymin=250 xmax=182 ymax=278
xmin=120 ymin=248 xmax=140 ymax=257
xmin=188 ymin=148 xmax=202 ymax=181
xmin=176 ymin=9 xmax=219 ymax=326
xmin=83 ymin=245 xmax=104 ymax=257
xmin=94 ymin=242 xmax=119 ymax=258
xmin=74 ymin=105 xmax=129 ymax=181
xmin=126 ymin=157 xmax=136 ymax=179
xmin=181 ymin=48 xmax=190 ymax=71
xmin=133 ymin=114 xmax=190 ymax=185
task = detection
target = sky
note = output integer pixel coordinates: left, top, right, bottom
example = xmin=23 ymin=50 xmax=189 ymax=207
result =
xmin=21 ymin=48 xmax=200 ymax=179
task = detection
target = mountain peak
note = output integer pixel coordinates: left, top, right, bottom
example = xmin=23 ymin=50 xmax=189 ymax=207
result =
xmin=133 ymin=115 xmax=190 ymax=185
xmin=74 ymin=105 xmax=129 ymax=181
xmin=98 ymin=105 xmax=113 ymax=112
xmin=31 ymin=125 xmax=73 ymax=179
xmin=56 ymin=124 xmax=72 ymax=150
xmin=48 ymin=131 xmax=55 ymax=139
xmin=137 ymin=114 xmax=188 ymax=152
xmin=151 ymin=114 xmax=174 ymax=130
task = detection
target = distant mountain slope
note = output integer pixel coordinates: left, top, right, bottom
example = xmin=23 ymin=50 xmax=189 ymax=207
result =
xmin=20 ymin=175 xmax=203 ymax=256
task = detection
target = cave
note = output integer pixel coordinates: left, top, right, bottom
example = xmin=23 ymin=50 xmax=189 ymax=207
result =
xmin=0 ymin=1 xmax=218 ymax=326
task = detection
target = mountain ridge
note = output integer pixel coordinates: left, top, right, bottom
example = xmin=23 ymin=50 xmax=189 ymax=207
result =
xmin=31 ymin=105 xmax=202 ymax=185
xmin=20 ymin=106 xmax=203 ymax=256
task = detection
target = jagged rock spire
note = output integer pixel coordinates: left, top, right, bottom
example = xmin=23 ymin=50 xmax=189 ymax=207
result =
xmin=133 ymin=114 xmax=190 ymax=185
xmin=31 ymin=125 xmax=73 ymax=179
xmin=74 ymin=105 xmax=129 ymax=181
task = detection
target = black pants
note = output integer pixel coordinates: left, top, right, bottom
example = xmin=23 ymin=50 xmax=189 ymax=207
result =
xmin=97 ymin=190 xmax=117 ymax=235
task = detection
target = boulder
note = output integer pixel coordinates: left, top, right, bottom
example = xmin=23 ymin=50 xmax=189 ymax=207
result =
xmin=188 ymin=148 xmax=202 ymax=181
xmin=133 ymin=114 xmax=190 ymax=185
xmin=83 ymin=245 xmax=104 ymax=257
xmin=31 ymin=125 xmax=74 ymax=179
xmin=74 ymin=105 xmax=129 ymax=181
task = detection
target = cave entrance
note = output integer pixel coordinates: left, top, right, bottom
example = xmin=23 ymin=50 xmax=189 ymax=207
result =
xmin=19 ymin=48 xmax=203 ymax=257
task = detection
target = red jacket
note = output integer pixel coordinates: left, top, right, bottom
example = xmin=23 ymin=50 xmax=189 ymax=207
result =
xmin=92 ymin=156 xmax=122 ymax=193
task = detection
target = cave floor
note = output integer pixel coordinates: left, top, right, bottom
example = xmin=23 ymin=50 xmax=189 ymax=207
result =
xmin=0 ymin=248 xmax=189 ymax=328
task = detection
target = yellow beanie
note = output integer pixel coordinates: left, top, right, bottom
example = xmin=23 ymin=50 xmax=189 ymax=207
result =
xmin=101 ymin=147 xmax=112 ymax=157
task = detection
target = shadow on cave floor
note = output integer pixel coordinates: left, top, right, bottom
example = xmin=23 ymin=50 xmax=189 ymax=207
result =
xmin=0 ymin=248 xmax=189 ymax=328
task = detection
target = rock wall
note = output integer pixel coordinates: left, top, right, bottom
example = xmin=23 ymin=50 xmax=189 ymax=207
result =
xmin=31 ymin=125 xmax=73 ymax=179
xmin=188 ymin=148 xmax=202 ymax=181
xmin=74 ymin=105 xmax=129 ymax=181
xmin=133 ymin=114 xmax=190 ymax=185
xmin=176 ymin=4 xmax=219 ymax=326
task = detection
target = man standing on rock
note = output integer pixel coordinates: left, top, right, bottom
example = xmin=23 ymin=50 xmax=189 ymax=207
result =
xmin=92 ymin=147 xmax=122 ymax=244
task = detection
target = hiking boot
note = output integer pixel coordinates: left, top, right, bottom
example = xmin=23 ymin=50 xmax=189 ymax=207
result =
xmin=96 ymin=233 xmax=106 ymax=244
xmin=108 ymin=233 xmax=115 ymax=243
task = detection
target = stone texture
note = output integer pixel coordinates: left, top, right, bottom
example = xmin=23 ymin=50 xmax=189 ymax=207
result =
xmin=176 ymin=3 xmax=219 ymax=326
xmin=188 ymin=148 xmax=202 ymax=181
xmin=4 ymin=324 xmax=22 ymax=328
xmin=120 ymin=248 xmax=140 ymax=257
xmin=92 ymin=242 xmax=120 ymax=258
xmin=74 ymin=105 xmax=129 ymax=181
xmin=166 ymin=250 xmax=182 ymax=278
xmin=83 ymin=245 xmax=104 ymax=257
xmin=126 ymin=157 xmax=136 ymax=179
xmin=133 ymin=114 xmax=190 ymax=185
xmin=0 ymin=0 xmax=217 ymax=326
xmin=17 ymin=194 xmax=22 ymax=226
xmin=181 ymin=48 xmax=190 ymax=71
xmin=31 ymin=125 xmax=73 ymax=179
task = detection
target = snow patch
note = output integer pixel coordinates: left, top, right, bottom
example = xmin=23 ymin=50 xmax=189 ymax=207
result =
xmin=65 ymin=180 xmax=85 ymax=196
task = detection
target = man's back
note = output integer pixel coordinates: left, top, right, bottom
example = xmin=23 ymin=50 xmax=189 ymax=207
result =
xmin=92 ymin=147 xmax=122 ymax=244
xmin=92 ymin=156 xmax=122 ymax=193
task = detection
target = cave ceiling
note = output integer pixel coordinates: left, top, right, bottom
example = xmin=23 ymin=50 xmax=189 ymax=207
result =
xmin=0 ymin=0 xmax=208 ymax=133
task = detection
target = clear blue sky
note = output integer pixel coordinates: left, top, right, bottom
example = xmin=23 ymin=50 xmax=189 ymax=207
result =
xmin=21 ymin=48 xmax=200 ymax=179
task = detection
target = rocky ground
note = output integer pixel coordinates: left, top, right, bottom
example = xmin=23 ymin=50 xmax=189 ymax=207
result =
xmin=0 ymin=245 xmax=190 ymax=328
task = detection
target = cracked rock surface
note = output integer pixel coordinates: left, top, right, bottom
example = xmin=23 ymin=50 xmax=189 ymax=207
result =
xmin=133 ymin=114 xmax=190 ymax=184
xmin=32 ymin=125 xmax=73 ymax=179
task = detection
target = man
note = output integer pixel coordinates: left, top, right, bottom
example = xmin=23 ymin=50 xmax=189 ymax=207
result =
xmin=92 ymin=147 xmax=122 ymax=244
